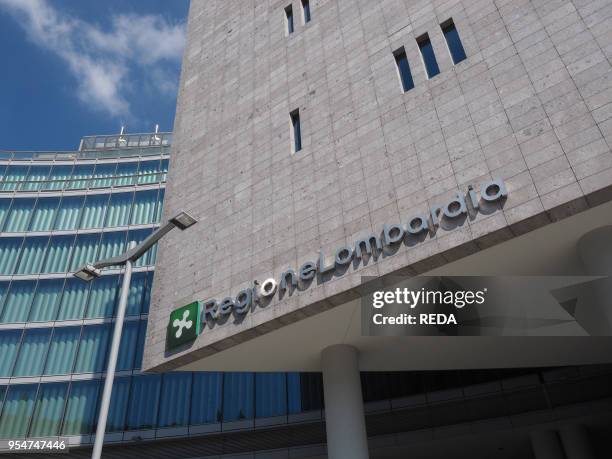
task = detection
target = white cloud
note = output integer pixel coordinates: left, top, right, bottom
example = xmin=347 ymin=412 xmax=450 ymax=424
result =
xmin=0 ymin=0 xmax=185 ymax=120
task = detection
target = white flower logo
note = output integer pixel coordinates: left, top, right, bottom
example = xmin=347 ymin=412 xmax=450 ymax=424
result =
xmin=173 ymin=309 xmax=193 ymax=339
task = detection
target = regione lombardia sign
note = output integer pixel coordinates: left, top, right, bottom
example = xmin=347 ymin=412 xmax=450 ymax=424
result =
xmin=167 ymin=178 xmax=508 ymax=351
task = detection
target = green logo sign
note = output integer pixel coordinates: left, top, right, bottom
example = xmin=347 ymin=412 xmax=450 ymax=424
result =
xmin=167 ymin=301 xmax=201 ymax=350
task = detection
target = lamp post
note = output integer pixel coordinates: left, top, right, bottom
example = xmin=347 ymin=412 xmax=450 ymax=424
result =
xmin=74 ymin=211 xmax=197 ymax=459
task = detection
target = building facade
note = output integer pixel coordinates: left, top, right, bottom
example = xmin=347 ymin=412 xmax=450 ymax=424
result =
xmin=144 ymin=0 xmax=612 ymax=458
xmin=0 ymin=133 xmax=327 ymax=455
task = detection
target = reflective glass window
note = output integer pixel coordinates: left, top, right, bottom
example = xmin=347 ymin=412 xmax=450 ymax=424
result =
xmin=57 ymin=278 xmax=90 ymax=321
xmin=442 ymin=19 xmax=466 ymax=64
xmin=285 ymin=5 xmax=294 ymax=34
xmin=106 ymin=377 xmax=130 ymax=432
xmin=417 ymin=33 xmax=440 ymax=78
xmin=155 ymin=189 xmax=165 ymax=223
xmin=43 ymin=235 xmax=75 ymax=273
xmin=0 ymin=330 xmax=22 ymax=377
xmin=191 ymin=373 xmax=223 ymax=424
xmin=28 ymin=383 xmax=68 ymax=437
xmin=68 ymin=165 xmax=94 ymax=189
xmin=288 ymin=373 xmax=323 ymax=414
xmin=133 ymin=320 xmax=147 ymax=369
xmin=79 ymin=194 xmax=110 ymax=229
xmin=0 ymin=199 xmax=10 ymax=229
xmin=126 ymin=272 xmax=146 ymax=316
xmin=28 ymin=279 xmax=64 ymax=322
xmin=131 ymin=190 xmax=158 ymax=225
xmin=3 ymin=198 xmax=35 ymax=232
xmin=106 ymin=192 xmax=133 ymax=227
xmin=54 ymin=196 xmax=84 ymax=230
xmin=0 ymin=282 xmax=7 ymax=312
xmin=44 ymin=326 xmax=80 ymax=375
xmin=22 ymin=166 xmax=51 ymax=191
xmin=74 ymin=324 xmax=111 ymax=373
xmin=113 ymin=162 xmax=138 ymax=187
xmin=15 ymin=237 xmax=49 ymax=275
xmin=44 ymin=165 xmax=73 ymax=191
xmin=126 ymin=374 xmax=161 ymax=430
xmin=91 ymin=163 xmax=117 ymax=188
xmin=394 ymin=47 xmax=415 ymax=92
xmin=0 ymin=165 xmax=29 ymax=191
xmin=161 ymin=159 xmax=169 ymax=182
xmin=0 ymin=384 xmax=37 ymax=438
xmin=117 ymin=320 xmax=138 ymax=371
xmin=29 ymin=197 xmax=59 ymax=231
xmin=302 ymin=0 xmax=311 ymax=23
xmin=0 ymin=280 xmax=36 ymax=323
xmin=158 ymin=373 xmax=191 ymax=427
xmin=223 ymin=373 xmax=254 ymax=421
xmin=97 ymin=231 xmax=126 ymax=267
xmin=86 ymin=275 xmax=118 ymax=318
xmin=141 ymin=272 xmax=154 ymax=314
xmin=69 ymin=233 xmax=101 ymax=272
xmin=12 ymin=328 xmax=52 ymax=377
xmin=256 ymin=373 xmax=287 ymax=418
xmin=127 ymin=229 xmax=154 ymax=267
xmin=136 ymin=159 xmax=161 ymax=185
xmin=0 ymin=237 xmax=23 ymax=275
xmin=62 ymin=380 xmax=100 ymax=435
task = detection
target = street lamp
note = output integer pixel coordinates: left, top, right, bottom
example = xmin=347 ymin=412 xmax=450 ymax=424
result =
xmin=74 ymin=210 xmax=197 ymax=459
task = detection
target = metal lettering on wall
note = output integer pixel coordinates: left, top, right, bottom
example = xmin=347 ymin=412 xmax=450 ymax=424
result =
xmin=167 ymin=179 xmax=507 ymax=349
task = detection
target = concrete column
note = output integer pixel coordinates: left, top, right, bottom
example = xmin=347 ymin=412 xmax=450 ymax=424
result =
xmin=321 ymin=344 xmax=369 ymax=459
xmin=530 ymin=430 xmax=565 ymax=459
xmin=577 ymin=226 xmax=612 ymax=334
xmin=559 ymin=425 xmax=594 ymax=459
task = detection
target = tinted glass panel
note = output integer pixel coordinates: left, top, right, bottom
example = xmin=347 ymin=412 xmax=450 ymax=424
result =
xmin=394 ymin=48 xmax=415 ymax=92
xmin=13 ymin=328 xmax=52 ymax=377
xmin=1 ymin=280 xmax=36 ymax=323
xmin=0 ymin=237 xmax=23 ymax=275
xmin=302 ymin=0 xmax=311 ymax=23
xmin=57 ymin=278 xmax=90 ymax=321
xmin=106 ymin=192 xmax=133 ymax=227
xmin=126 ymin=374 xmax=161 ymax=430
xmin=44 ymin=327 xmax=80 ymax=375
xmin=29 ymin=383 xmax=67 ymax=437
xmin=0 ymin=384 xmax=37 ymax=438
xmin=418 ymin=34 xmax=440 ymax=78
xmin=442 ymin=20 xmax=467 ymax=64
xmin=223 ymin=373 xmax=254 ymax=421
xmin=15 ymin=237 xmax=48 ymax=275
xmin=285 ymin=5 xmax=294 ymax=34
xmin=54 ymin=196 xmax=84 ymax=230
xmin=29 ymin=197 xmax=59 ymax=231
xmin=74 ymin=324 xmax=111 ymax=373
xmin=80 ymin=194 xmax=110 ymax=229
xmin=106 ymin=377 xmax=130 ymax=432
xmin=158 ymin=373 xmax=191 ymax=427
xmin=86 ymin=275 xmax=118 ymax=318
xmin=3 ymin=198 xmax=35 ymax=232
xmin=256 ymin=373 xmax=287 ymax=417
xmin=62 ymin=380 xmax=100 ymax=435
xmin=44 ymin=165 xmax=73 ymax=191
xmin=0 ymin=330 xmax=22 ymax=377
xmin=191 ymin=373 xmax=223 ymax=424
xmin=22 ymin=166 xmax=51 ymax=191
xmin=29 ymin=279 xmax=64 ymax=322
xmin=44 ymin=235 xmax=75 ymax=273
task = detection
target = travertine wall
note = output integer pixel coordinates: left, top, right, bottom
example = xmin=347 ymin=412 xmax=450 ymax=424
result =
xmin=144 ymin=0 xmax=612 ymax=371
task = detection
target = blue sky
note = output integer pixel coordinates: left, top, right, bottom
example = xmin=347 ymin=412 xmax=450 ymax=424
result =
xmin=0 ymin=0 xmax=190 ymax=151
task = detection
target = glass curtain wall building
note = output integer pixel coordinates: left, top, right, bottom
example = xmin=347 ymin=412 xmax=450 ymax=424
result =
xmin=0 ymin=132 xmax=324 ymax=446
xmin=2 ymin=133 xmax=612 ymax=457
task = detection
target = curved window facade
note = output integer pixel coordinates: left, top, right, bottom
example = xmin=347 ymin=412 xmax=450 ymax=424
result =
xmin=0 ymin=138 xmax=325 ymax=442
